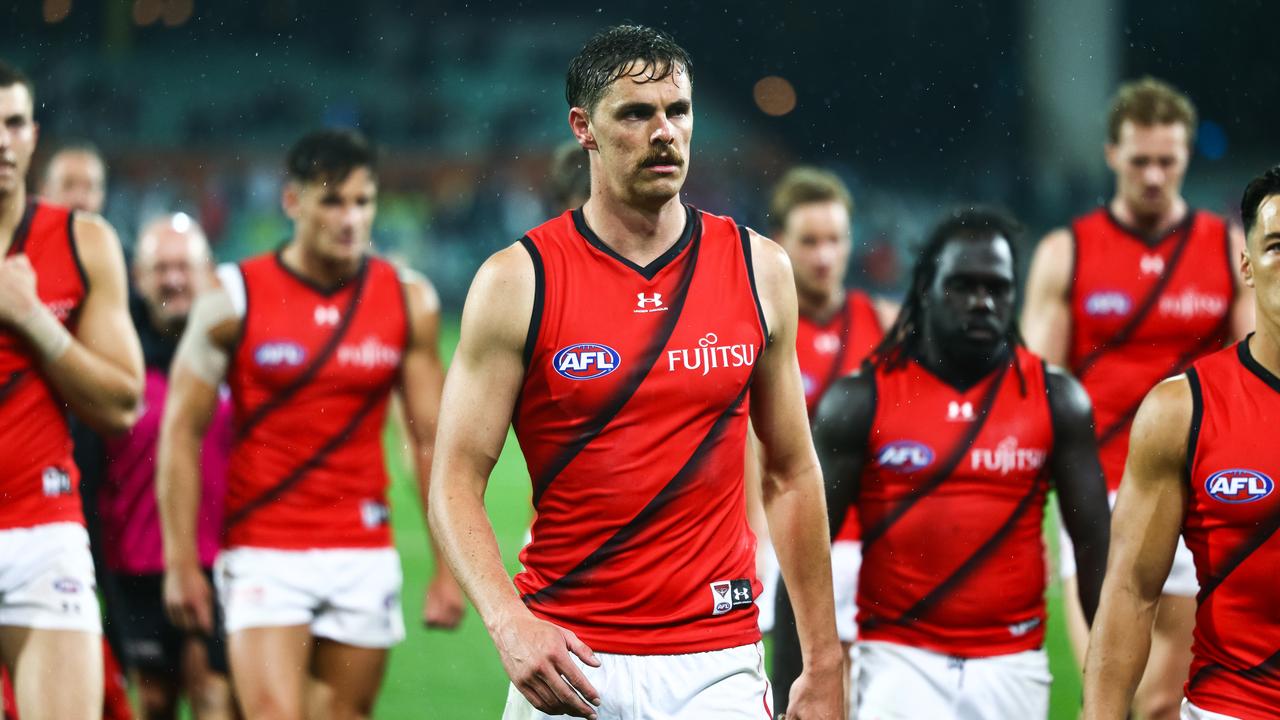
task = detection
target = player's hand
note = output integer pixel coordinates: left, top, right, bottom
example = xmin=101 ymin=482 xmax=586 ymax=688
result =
xmin=163 ymin=562 xmax=213 ymax=634
xmin=492 ymin=610 xmax=602 ymax=719
xmin=0 ymin=255 xmax=41 ymax=326
xmin=422 ymin=569 xmax=465 ymax=630
xmin=781 ymin=659 xmax=844 ymax=720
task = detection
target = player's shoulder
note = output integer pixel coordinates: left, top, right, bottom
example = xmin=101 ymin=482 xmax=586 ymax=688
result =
xmin=1130 ymin=373 xmax=1195 ymax=450
xmin=740 ymin=225 xmax=792 ymax=284
xmin=69 ymin=212 xmax=121 ymax=259
xmin=1042 ymin=361 xmax=1095 ymax=420
xmin=388 ymin=261 xmax=441 ymax=316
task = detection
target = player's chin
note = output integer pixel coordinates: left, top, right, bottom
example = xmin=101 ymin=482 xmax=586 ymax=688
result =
xmin=632 ymin=176 xmax=684 ymax=204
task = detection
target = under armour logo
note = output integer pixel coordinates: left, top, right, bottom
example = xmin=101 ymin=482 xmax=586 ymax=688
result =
xmin=1140 ymin=253 xmax=1165 ymax=277
xmin=635 ymin=292 xmax=666 ymax=313
xmin=948 ymin=401 xmax=975 ymax=422
xmin=314 ymin=305 xmax=340 ymax=326
xmin=733 ymin=587 xmax=750 ymax=601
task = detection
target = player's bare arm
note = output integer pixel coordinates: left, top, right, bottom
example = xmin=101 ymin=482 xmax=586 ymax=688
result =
xmin=397 ymin=270 xmax=465 ymax=630
xmin=0 ymin=213 xmax=143 ymax=434
xmin=1082 ymin=376 xmax=1191 ymax=719
xmin=747 ymin=229 xmax=843 ymax=719
xmin=157 ymin=286 xmax=240 ymax=634
xmin=1229 ymin=223 xmax=1256 ymax=338
xmin=428 ymin=244 xmax=602 ymax=719
xmin=1022 ymin=228 xmax=1074 ymax=366
xmin=1045 ymin=366 xmax=1111 ymax=624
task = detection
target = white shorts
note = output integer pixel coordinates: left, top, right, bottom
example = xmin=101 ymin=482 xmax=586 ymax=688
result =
xmin=502 ymin=642 xmax=772 ymax=720
xmin=853 ymin=640 xmax=1050 ymax=720
xmin=214 ymin=546 xmax=405 ymax=648
xmin=756 ymin=538 xmax=861 ymax=643
xmin=1058 ymin=490 xmax=1198 ymax=597
xmin=1181 ymin=698 xmax=1243 ymax=719
xmin=0 ymin=522 xmax=101 ymax=633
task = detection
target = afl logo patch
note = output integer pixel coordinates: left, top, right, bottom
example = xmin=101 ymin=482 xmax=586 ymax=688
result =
xmin=875 ymin=440 xmax=935 ymax=472
xmin=254 ymin=341 xmax=307 ymax=368
xmin=1205 ymin=469 xmax=1274 ymax=504
xmin=1084 ymin=291 xmax=1133 ymax=317
xmin=553 ymin=343 xmax=621 ymax=380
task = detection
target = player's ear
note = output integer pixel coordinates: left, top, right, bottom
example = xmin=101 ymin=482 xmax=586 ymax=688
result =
xmin=569 ymin=107 xmax=596 ymax=151
xmin=282 ymin=181 xmax=301 ymax=221
xmin=1241 ymin=245 xmax=1254 ymax=289
xmin=1103 ymin=142 xmax=1119 ymax=173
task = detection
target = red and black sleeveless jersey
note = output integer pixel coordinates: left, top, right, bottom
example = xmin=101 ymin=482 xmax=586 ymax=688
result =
xmin=0 ymin=201 xmax=87 ymax=530
xmin=226 ymin=252 xmax=406 ymax=549
xmin=797 ymin=289 xmax=883 ymax=543
xmin=1182 ymin=340 xmax=1280 ymax=718
xmin=857 ymin=347 xmax=1054 ymax=657
xmin=513 ymin=206 xmax=767 ymax=655
xmin=1069 ymin=207 xmax=1234 ymax=491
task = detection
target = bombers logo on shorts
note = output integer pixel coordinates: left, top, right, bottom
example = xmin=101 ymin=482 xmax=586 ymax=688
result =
xmin=876 ymin=440 xmax=935 ymax=472
xmin=254 ymin=341 xmax=307 ymax=368
xmin=1084 ymin=291 xmax=1133 ymax=317
xmin=1205 ymin=469 xmax=1275 ymax=504
xmin=553 ymin=343 xmax=621 ymax=380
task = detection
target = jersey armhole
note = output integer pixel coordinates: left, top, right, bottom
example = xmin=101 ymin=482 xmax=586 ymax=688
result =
xmin=517 ymin=236 xmax=545 ymax=369
xmin=1039 ymin=359 xmax=1059 ymax=454
xmin=738 ymin=225 xmax=770 ymax=348
xmin=1185 ymin=368 xmax=1204 ymax=488
xmin=66 ymin=210 xmax=90 ymax=296
xmin=220 ymin=262 xmax=249 ymax=361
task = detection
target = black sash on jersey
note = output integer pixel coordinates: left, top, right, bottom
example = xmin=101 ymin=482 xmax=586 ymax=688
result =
xmin=233 ymin=260 xmax=369 ymax=442
xmin=813 ymin=298 xmax=854 ymax=418
xmin=1074 ymin=216 xmax=1196 ymax=379
xmin=860 ymin=358 xmax=1012 ymax=548
xmin=529 ymin=215 xmax=703 ymax=508
xmin=0 ymin=370 xmax=27 ymax=404
xmin=1187 ymin=648 xmax=1280 ymax=697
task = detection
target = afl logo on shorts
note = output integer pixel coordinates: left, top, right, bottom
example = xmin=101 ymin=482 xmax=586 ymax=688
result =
xmin=1205 ymin=469 xmax=1274 ymax=504
xmin=876 ymin=441 xmax=935 ymax=472
xmin=553 ymin=343 xmax=621 ymax=380
xmin=254 ymin=341 xmax=307 ymax=368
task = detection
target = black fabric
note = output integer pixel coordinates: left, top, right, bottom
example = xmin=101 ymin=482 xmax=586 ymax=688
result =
xmin=131 ymin=292 xmax=181 ymax=371
xmin=113 ymin=571 xmax=229 ymax=677
xmin=738 ymin=225 xmax=770 ymax=346
xmin=517 ymin=236 xmax=545 ymax=370
xmin=1188 ymin=647 xmax=1280 ymax=697
xmin=860 ymin=359 xmax=1012 ymax=548
xmin=816 ymin=298 xmax=853 ymax=415
xmin=4 ymin=199 xmax=35 ymax=256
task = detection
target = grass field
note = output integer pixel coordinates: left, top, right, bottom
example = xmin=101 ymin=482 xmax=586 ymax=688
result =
xmin=371 ymin=319 xmax=1084 ymax=718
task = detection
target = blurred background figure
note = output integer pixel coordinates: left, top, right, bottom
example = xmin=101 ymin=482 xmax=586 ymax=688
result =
xmin=545 ymin=139 xmax=590 ymax=211
xmin=41 ymin=141 xmax=107 ymax=215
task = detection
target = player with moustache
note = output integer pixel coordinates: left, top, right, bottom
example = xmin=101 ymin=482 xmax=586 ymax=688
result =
xmin=158 ymin=129 xmax=462 ymax=720
xmin=0 ymin=59 xmax=144 ymax=719
xmin=429 ymin=25 xmax=844 ymax=720
xmin=1085 ymin=166 xmax=1280 ymax=720
xmin=1023 ymin=78 xmax=1253 ymax=719
xmin=797 ymin=208 xmax=1110 ymax=719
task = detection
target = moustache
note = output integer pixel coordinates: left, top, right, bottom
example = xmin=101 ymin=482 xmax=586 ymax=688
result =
xmin=639 ymin=151 xmax=684 ymax=169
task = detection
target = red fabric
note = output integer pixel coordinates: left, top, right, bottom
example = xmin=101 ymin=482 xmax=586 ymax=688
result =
xmin=1068 ymin=208 xmax=1233 ymax=491
xmin=101 ymin=638 xmax=133 ymax=720
xmin=1182 ymin=341 xmax=1280 ymax=719
xmin=226 ymin=253 xmax=406 ymax=549
xmin=0 ymin=201 xmax=87 ymax=530
xmin=796 ymin=289 xmax=883 ymax=543
xmin=857 ymin=348 xmax=1053 ymax=657
xmin=513 ymin=207 xmax=765 ymax=654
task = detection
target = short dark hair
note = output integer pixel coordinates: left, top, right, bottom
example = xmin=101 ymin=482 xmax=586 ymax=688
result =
xmin=1107 ymin=77 xmax=1197 ymax=148
xmin=872 ymin=206 xmax=1025 ymax=371
xmin=0 ymin=59 xmax=34 ymax=99
xmin=285 ymin=128 xmax=377 ymax=186
xmin=566 ymin=25 xmax=692 ymax=113
xmin=768 ymin=167 xmax=854 ymax=234
xmin=1241 ymin=165 xmax=1280 ymax=238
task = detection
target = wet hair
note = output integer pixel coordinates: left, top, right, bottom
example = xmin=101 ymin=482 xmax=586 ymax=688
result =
xmin=871 ymin=206 xmax=1025 ymax=372
xmin=285 ymin=128 xmax=377 ymax=186
xmin=566 ymin=25 xmax=692 ymax=113
xmin=0 ymin=59 xmax=33 ymax=98
xmin=548 ymin=140 xmax=590 ymax=209
xmin=1241 ymin=165 xmax=1280 ymax=239
xmin=1107 ymin=77 xmax=1197 ymax=148
xmin=768 ymin=166 xmax=854 ymax=235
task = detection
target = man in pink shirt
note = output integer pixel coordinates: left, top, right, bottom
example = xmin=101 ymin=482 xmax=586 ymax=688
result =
xmin=98 ymin=214 xmax=237 ymax=720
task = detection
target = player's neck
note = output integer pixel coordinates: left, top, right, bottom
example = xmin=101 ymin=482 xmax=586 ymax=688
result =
xmin=0 ymin=185 xmax=27 ymax=255
xmin=798 ymin=286 xmax=844 ymax=324
xmin=1249 ymin=323 xmax=1280 ymax=381
xmin=581 ymin=194 xmax=686 ymax=267
xmin=917 ymin=327 xmax=1008 ymax=389
xmin=1110 ymin=195 xmax=1188 ymax=239
xmin=279 ymin=241 xmax=362 ymax=290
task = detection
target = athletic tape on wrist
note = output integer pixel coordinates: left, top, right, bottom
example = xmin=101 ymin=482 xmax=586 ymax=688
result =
xmin=22 ymin=306 xmax=72 ymax=362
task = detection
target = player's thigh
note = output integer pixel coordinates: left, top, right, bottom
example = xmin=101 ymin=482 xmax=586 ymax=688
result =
xmin=309 ymin=638 xmax=388 ymax=719
xmin=181 ymin=634 xmax=237 ymax=720
xmin=853 ymin=641 xmax=955 ymax=720
xmin=0 ymin=626 xmax=102 ymax=720
xmin=227 ymin=624 xmax=313 ymax=720
xmin=664 ymin=643 xmax=772 ymax=719
xmin=956 ymin=649 xmax=1051 ymax=720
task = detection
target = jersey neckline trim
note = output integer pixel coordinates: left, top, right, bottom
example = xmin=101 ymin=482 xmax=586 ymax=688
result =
xmin=272 ymin=245 xmax=370 ymax=297
xmin=5 ymin=200 xmax=37 ymax=257
xmin=1102 ymin=205 xmax=1197 ymax=249
xmin=909 ymin=347 xmax=1015 ymax=393
xmin=571 ymin=203 xmax=697 ymax=280
xmin=1237 ymin=335 xmax=1280 ymax=395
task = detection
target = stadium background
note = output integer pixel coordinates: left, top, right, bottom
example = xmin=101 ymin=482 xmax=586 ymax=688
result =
xmin=7 ymin=1 xmax=1280 ymax=717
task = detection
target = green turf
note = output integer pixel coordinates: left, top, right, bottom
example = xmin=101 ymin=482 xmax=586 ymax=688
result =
xmin=371 ymin=319 xmax=1084 ymax=717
